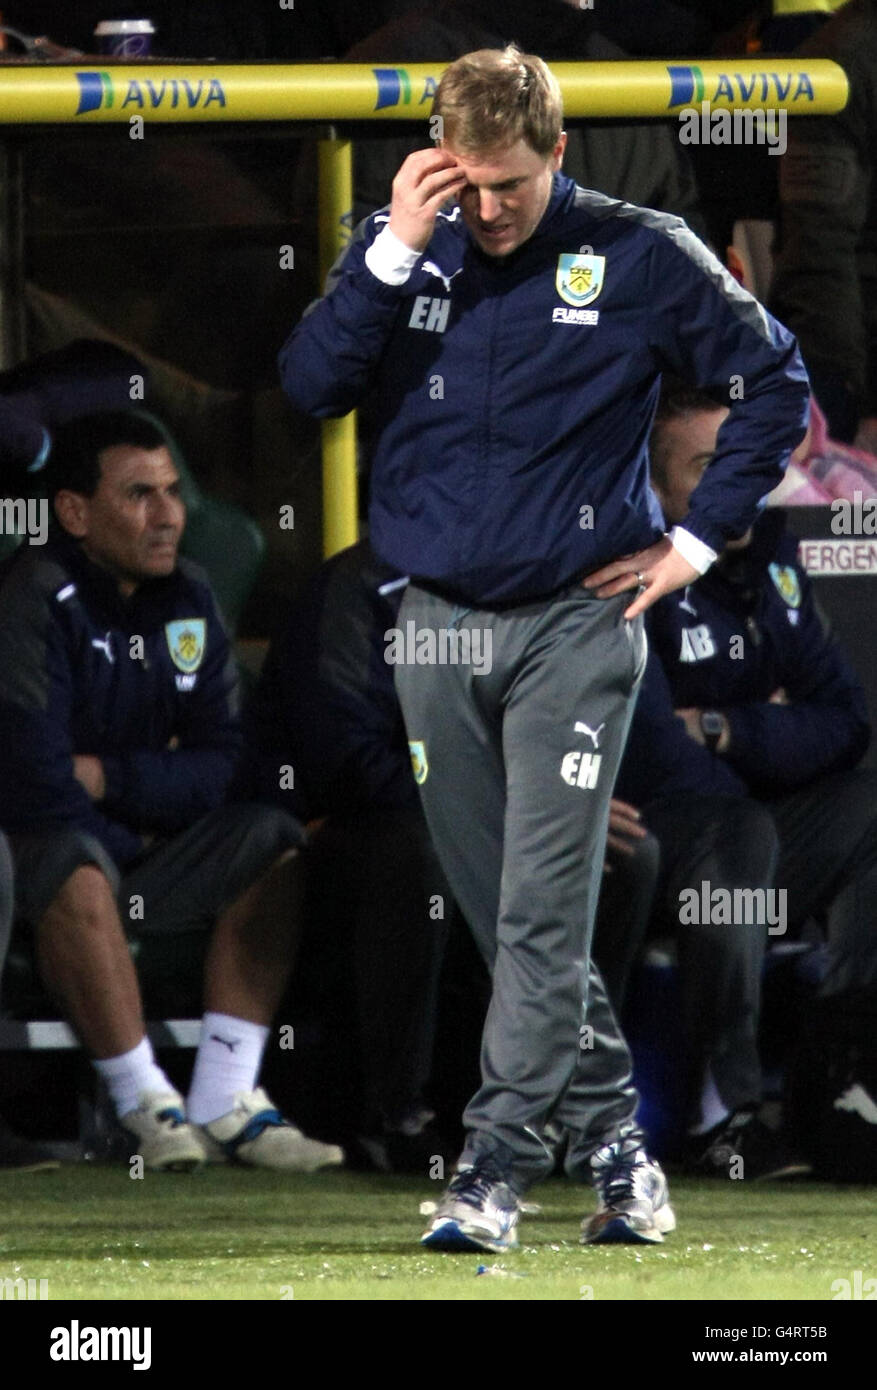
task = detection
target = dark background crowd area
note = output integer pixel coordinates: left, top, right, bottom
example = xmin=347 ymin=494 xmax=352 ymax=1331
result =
xmin=0 ymin=2 xmax=875 ymax=1174
xmin=0 ymin=0 xmax=837 ymax=636
xmin=3 ymin=2 xmax=762 ymax=61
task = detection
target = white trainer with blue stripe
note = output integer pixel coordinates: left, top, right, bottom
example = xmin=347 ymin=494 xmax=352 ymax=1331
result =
xmin=581 ymin=1136 xmax=676 ymax=1245
xmin=199 ymin=1088 xmax=344 ymax=1172
xmin=421 ymin=1159 xmax=521 ymax=1253
xmin=120 ymin=1090 xmax=208 ymax=1172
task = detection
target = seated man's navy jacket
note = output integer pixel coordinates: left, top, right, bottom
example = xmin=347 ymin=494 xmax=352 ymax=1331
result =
xmin=241 ymin=541 xmax=412 ymax=821
xmin=0 ymin=528 xmax=242 ymax=868
xmin=616 ymin=509 xmax=871 ymax=807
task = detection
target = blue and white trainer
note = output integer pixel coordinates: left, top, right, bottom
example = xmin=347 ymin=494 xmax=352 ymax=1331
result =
xmin=421 ymin=1160 xmax=520 ymax=1253
xmin=199 ymin=1088 xmax=344 ymax=1172
xmin=581 ymin=1137 xmax=676 ymax=1245
xmin=120 ymin=1090 xmax=207 ymax=1172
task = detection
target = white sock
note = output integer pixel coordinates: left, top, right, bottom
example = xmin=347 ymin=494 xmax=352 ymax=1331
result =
xmin=94 ymin=1036 xmax=172 ymax=1120
xmin=187 ymin=1012 xmax=269 ymax=1125
xmin=688 ymin=1065 xmax=731 ymax=1137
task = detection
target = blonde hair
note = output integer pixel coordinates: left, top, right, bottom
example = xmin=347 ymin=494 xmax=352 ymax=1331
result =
xmin=434 ymin=45 xmax=563 ymax=157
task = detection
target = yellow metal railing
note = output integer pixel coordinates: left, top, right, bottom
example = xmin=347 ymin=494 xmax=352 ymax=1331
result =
xmin=0 ymin=60 xmax=848 ymax=122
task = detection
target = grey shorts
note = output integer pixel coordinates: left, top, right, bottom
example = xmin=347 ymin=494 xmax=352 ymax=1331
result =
xmin=9 ymin=803 xmax=305 ymax=933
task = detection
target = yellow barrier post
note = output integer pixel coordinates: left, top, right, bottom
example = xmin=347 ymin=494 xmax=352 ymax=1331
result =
xmin=317 ymin=135 xmax=358 ymax=559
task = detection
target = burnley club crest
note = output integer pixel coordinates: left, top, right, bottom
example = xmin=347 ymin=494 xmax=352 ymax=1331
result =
xmin=555 ymin=253 xmax=606 ymax=308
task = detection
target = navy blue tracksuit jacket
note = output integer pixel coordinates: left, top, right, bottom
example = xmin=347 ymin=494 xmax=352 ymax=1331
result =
xmin=242 ymin=541 xmax=412 ymax=821
xmin=0 ymin=531 xmax=241 ymax=869
xmin=616 ymin=510 xmax=871 ymax=806
xmin=280 ymin=172 xmax=810 ymax=605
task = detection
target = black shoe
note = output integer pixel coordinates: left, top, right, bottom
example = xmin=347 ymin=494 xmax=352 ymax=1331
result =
xmin=386 ymin=1123 xmax=457 ymax=1175
xmin=685 ymin=1110 xmax=811 ymax=1181
xmin=352 ymin=1121 xmax=456 ymax=1176
xmin=0 ymin=1117 xmax=61 ymax=1173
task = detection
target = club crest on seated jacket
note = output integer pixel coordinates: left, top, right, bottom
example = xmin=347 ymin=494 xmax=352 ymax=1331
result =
xmin=408 ymin=740 xmax=428 ymax=785
xmin=768 ymin=563 xmax=801 ymax=609
xmin=165 ymin=618 xmax=206 ymax=673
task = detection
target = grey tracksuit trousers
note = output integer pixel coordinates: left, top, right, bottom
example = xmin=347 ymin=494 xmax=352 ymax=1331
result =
xmin=393 ymin=579 xmax=647 ymax=1192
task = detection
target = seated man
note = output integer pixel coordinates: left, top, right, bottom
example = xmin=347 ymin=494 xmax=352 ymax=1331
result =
xmin=241 ymin=538 xmax=454 ymax=1170
xmin=611 ymin=380 xmax=877 ymax=1177
xmin=0 ymin=411 xmax=343 ymax=1174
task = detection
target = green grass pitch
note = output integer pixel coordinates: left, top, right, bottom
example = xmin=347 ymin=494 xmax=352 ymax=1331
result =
xmin=0 ymin=1167 xmax=872 ymax=1301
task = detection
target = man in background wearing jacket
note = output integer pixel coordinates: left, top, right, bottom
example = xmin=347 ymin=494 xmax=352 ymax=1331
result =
xmin=613 ymin=380 xmax=876 ymax=1178
xmin=280 ymin=47 xmax=809 ymax=1252
xmin=0 ymin=412 xmax=342 ymax=1174
xmin=344 ymin=0 xmax=705 ymax=234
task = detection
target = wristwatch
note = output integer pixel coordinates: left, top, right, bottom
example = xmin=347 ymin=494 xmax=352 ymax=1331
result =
xmin=700 ymin=710 xmax=724 ymax=752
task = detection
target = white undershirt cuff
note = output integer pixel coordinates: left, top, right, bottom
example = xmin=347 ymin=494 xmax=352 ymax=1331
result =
xmin=364 ymin=225 xmax=421 ymax=286
xmin=670 ymin=525 xmax=718 ymax=575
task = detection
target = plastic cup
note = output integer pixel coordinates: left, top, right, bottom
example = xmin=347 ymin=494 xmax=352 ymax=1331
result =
xmin=94 ymin=19 xmax=155 ymax=57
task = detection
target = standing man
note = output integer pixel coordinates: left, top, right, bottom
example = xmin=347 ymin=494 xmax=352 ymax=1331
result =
xmin=280 ymin=47 xmax=809 ymax=1252
xmin=612 ymin=381 xmax=874 ymax=1177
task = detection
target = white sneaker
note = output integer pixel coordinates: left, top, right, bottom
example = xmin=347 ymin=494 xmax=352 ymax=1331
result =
xmin=120 ymin=1091 xmax=208 ymax=1172
xmin=421 ymin=1160 xmax=521 ymax=1253
xmin=199 ymin=1088 xmax=345 ymax=1173
xmin=581 ymin=1137 xmax=676 ymax=1245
